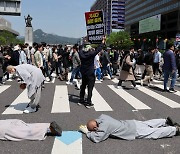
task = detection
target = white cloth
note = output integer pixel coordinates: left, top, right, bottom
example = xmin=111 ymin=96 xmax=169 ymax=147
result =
xmin=94 ymin=54 xmax=100 ymax=69
xmin=0 ymin=119 xmax=49 ymax=141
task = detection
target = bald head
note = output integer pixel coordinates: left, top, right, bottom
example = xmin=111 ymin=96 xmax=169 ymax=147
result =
xmin=6 ymin=65 xmax=15 ymax=74
xmin=87 ymin=119 xmax=98 ymax=131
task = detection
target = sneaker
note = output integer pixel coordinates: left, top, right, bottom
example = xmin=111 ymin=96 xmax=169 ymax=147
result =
xmin=133 ymin=86 xmax=139 ymax=90
xmin=84 ymin=103 xmax=94 ymax=109
xmin=74 ymin=80 xmax=80 ymax=90
xmin=110 ymin=76 xmax=114 ymax=80
xmin=147 ymin=83 xmax=152 ymax=87
xmin=50 ymin=121 xmax=62 ymax=136
xmin=78 ymin=99 xmax=86 ymax=105
xmin=140 ymin=80 xmax=143 ymax=86
xmin=66 ymin=81 xmax=73 ymax=85
xmin=23 ymin=106 xmax=36 ymax=113
xmin=169 ymin=88 xmax=177 ymax=92
xmin=163 ymin=89 xmax=169 ymax=92
xmin=42 ymin=85 xmax=45 ymax=89
xmin=117 ymin=86 xmax=122 ymax=89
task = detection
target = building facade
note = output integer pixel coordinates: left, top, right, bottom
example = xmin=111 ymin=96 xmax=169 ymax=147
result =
xmin=91 ymin=0 xmax=125 ymax=35
xmin=0 ymin=0 xmax=21 ymax=16
xmin=0 ymin=16 xmax=19 ymax=36
xmin=125 ymin=0 xmax=180 ymax=41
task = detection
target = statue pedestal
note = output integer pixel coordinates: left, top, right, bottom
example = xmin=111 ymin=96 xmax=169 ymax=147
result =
xmin=25 ymin=27 xmax=33 ymax=46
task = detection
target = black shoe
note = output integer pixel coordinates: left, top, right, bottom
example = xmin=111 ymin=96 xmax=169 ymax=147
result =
xmin=166 ymin=117 xmax=180 ymax=127
xmin=169 ymin=88 xmax=177 ymax=92
xmin=50 ymin=121 xmax=62 ymax=136
xmin=166 ymin=117 xmax=175 ymax=126
xmin=84 ymin=103 xmax=94 ymax=109
xmin=176 ymin=126 xmax=180 ymax=136
xmin=78 ymin=99 xmax=86 ymax=105
xmin=163 ymin=89 xmax=170 ymax=92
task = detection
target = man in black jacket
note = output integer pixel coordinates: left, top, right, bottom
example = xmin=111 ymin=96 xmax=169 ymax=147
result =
xmin=79 ymin=37 xmax=106 ymax=108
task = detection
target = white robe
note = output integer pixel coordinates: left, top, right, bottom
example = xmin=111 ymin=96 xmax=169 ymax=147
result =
xmin=15 ymin=64 xmax=45 ymax=98
xmin=0 ymin=119 xmax=49 ymax=141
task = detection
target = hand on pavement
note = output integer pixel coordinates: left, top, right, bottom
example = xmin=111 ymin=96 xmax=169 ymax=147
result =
xmin=79 ymin=125 xmax=89 ymax=134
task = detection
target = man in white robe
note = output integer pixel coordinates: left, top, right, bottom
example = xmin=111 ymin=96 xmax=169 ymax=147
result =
xmin=79 ymin=114 xmax=180 ymax=143
xmin=7 ymin=64 xmax=45 ymax=113
xmin=0 ymin=119 xmax=62 ymax=141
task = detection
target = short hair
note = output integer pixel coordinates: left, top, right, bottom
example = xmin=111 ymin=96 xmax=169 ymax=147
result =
xmin=166 ymin=41 xmax=174 ymax=49
xmin=73 ymin=45 xmax=78 ymax=51
xmin=37 ymin=44 xmax=43 ymax=49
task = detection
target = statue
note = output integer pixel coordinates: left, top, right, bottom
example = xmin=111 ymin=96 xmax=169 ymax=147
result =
xmin=24 ymin=14 xmax=33 ymax=27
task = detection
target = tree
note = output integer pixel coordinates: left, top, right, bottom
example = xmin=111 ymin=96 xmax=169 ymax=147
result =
xmin=0 ymin=31 xmax=23 ymax=45
xmin=0 ymin=36 xmax=6 ymax=45
xmin=107 ymin=31 xmax=134 ymax=49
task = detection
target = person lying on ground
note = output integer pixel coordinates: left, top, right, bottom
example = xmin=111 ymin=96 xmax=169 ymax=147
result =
xmin=79 ymin=114 xmax=180 ymax=143
xmin=0 ymin=119 xmax=62 ymax=141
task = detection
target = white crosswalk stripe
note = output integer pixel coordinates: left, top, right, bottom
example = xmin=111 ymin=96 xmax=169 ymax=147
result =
xmin=152 ymin=84 xmax=180 ymax=97
xmin=1 ymin=78 xmax=180 ymax=115
xmin=92 ymin=88 xmax=113 ymax=111
xmin=2 ymin=89 xmax=30 ymax=114
xmin=108 ymin=85 xmax=151 ymax=110
xmin=138 ymin=86 xmax=180 ymax=108
xmin=85 ymin=87 xmax=113 ymax=111
xmin=51 ymin=85 xmax=70 ymax=113
xmin=0 ymin=85 xmax=11 ymax=94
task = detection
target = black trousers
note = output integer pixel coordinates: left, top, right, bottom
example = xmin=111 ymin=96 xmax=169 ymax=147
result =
xmin=153 ymin=63 xmax=162 ymax=75
xmin=80 ymin=74 xmax=95 ymax=104
xmin=118 ymin=80 xmax=136 ymax=87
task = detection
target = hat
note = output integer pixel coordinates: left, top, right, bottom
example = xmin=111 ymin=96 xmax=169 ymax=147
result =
xmin=14 ymin=45 xmax=20 ymax=51
xmin=84 ymin=45 xmax=92 ymax=51
xmin=107 ymin=47 xmax=111 ymax=50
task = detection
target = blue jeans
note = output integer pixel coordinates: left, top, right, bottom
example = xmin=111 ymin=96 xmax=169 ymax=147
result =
xmin=94 ymin=67 xmax=101 ymax=80
xmin=101 ymin=65 xmax=112 ymax=79
xmin=70 ymin=66 xmax=81 ymax=82
xmin=163 ymin=70 xmax=177 ymax=90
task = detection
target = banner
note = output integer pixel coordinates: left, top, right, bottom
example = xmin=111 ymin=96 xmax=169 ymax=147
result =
xmin=85 ymin=10 xmax=105 ymax=44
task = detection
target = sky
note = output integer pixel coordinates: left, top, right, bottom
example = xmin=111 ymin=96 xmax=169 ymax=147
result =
xmin=3 ymin=0 xmax=96 ymax=38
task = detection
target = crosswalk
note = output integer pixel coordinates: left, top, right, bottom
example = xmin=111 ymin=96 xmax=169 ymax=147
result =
xmin=1 ymin=79 xmax=180 ymax=154
xmin=0 ymin=78 xmax=180 ymax=115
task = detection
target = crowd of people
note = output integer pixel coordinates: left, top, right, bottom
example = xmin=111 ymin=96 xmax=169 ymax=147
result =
xmin=0 ymin=40 xmax=180 ymax=92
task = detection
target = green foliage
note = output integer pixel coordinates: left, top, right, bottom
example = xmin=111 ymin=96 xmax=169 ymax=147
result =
xmin=107 ymin=31 xmax=134 ymax=49
xmin=0 ymin=30 xmax=23 ymax=45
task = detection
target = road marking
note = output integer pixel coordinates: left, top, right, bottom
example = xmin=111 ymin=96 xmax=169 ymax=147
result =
xmin=153 ymin=79 xmax=163 ymax=83
xmin=108 ymin=85 xmax=151 ymax=110
xmin=92 ymin=88 xmax=113 ymax=111
xmin=2 ymin=89 xmax=30 ymax=114
xmin=51 ymin=85 xmax=70 ymax=113
xmin=138 ymin=86 xmax=180 ymax=108
xmin=153 ymin=84 xmax=180 ymax=97
xmin=0 ymin=85 xmax=11 ymax=94
xmin=51 ymin=131 xmax=82 ymax=154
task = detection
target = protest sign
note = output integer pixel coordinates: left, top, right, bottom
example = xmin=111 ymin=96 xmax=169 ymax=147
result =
xmin=85 ymin=10 xmax=105 ymax=44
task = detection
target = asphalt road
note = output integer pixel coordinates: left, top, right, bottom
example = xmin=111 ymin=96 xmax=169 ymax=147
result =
xmin=0 ymin=77 xmax=180 ymax=154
